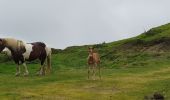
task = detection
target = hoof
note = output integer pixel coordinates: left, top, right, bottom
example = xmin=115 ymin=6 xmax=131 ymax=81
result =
xmin=92 ymin=77 xmax=96 ymax=80
xmin=40 ymin=73 xmax=45 ymax=76
xmin=36 ymin=72 xmax=45 ymax=76
xmin=36 ymin=70 xmax=45 ymax=76
xmin=36 ymin=72 xmax=40 ymax=76
xmin=15 ymin=73 xmax=20 ymax=77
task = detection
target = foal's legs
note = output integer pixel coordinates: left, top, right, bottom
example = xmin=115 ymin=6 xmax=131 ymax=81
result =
xmin=88 ymin=64 xmax=93 ymax=79
xmin=88 ymin=65 xmax=90 ymax=79
xmin=98 ymin=63 xmax=101 ymax=80
xmin=88 ymin=64 xmax=101 ymax=80
xmin=92 ymin=64 xmax=97 ymax=80
xmin=15 ymin=64 xmax=21 ymax=76
xmin=23 ymin=63 xmax=29 ymax=76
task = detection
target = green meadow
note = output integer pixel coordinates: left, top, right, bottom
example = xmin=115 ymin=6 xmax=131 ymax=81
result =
xmin=1 ymin=23 xmax=170 ymax=100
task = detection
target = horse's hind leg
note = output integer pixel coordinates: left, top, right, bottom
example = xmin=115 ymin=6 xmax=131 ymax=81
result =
xmin=36 ymin=66 xmax=41 ymax=75
xmin=38 ymin=58 xmax=46 ymax=76
xmin=38 ymin=65 xmax=45 ymax=76
xmin=23 ymin=63 xmax=29 ymax=76
xmin=46 ymin=54 xmax=52 ymax=74
xmin=42 ymin=65 xmax=45 ymax=76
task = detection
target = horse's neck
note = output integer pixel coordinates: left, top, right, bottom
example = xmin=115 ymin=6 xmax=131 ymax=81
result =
xmin=4 ymin=38 xmax=25 ymax=52
xmin=4 ymin=38 xmax=18 ymax=47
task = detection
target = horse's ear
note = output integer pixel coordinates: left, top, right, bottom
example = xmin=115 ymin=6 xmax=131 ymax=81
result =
xmin=0 ymin=39 xmax=3 ymax=45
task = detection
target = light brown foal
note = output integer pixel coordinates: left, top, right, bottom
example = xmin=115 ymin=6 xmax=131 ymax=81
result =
xmin=87 ymin=47 xmax=101 ymax=80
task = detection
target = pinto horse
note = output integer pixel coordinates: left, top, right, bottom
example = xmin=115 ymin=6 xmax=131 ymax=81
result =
xmin=0 ymin=38 xmax=52 ymax=76
xmin=87 ymin=47 xmax=101 ymax=80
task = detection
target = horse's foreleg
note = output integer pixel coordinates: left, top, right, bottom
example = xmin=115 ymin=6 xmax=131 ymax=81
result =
xmin=23 ymin=63 xmax=29 ymax=76
xmin=15 ymin=64 xmax=21 ymax=76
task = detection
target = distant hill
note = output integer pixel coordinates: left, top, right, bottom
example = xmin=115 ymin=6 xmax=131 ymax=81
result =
xmin=51 ymin=23 xmax=170 ymax=68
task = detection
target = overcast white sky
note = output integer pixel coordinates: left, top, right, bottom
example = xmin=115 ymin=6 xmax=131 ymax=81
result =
xmin=0 ymin=0 xmax=170 ymax=49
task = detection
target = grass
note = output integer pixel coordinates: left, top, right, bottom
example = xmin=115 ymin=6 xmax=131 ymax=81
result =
xmin=0 ymin=56 xmax=170 ymax=100
xmin=1 ymin=23 xmax=170 ymax=99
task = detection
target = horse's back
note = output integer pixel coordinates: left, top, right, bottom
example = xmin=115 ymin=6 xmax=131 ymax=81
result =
xmin=23 ymin=43 xmax=33 ymax=60
xmin=31 ymin=42 xmax=46 ymax=48
xmin=25 ymin=42 xmax=45 ymax=60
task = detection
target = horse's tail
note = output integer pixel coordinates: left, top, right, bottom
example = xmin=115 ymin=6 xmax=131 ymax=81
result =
xmin=46 ymin=47 xmax=52 ymax=73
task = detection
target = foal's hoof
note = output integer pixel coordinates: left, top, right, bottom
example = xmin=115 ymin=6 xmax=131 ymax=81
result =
xmin=36 ymin=72 xmax=44 ymax=76
xmin=15 ymin=73 xmax=20 ymax=77
xmin=92 ymin=77 xmax=96 ymax=80
xmin=39 ymin=73 xmax=45 ymax=76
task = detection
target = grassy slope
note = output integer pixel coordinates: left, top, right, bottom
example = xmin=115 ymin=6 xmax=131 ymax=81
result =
xmin=1 ymin=23 xmax=170 ymax=99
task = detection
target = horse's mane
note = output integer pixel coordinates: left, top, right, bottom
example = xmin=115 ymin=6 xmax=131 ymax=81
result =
xmin=3 ymin=38 xmax=25 ymax=51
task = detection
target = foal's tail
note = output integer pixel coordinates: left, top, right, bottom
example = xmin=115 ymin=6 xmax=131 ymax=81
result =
xmin=46 ymin=47 xmax=52 ymax=73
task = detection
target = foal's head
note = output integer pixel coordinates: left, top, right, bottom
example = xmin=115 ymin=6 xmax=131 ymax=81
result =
xmin=88 ymin=47 xmax=94 ymax=55
xmin=88 ymin=47 xmax=96 ymax=59
xmin=0 ymin=39 xmax=5 ymax=52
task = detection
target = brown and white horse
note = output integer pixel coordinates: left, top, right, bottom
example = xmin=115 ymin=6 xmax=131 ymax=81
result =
xmin=87 ymin=47 xmax=101 ymax=80
xmin=0 ymin=38 xmax=52 ymax=76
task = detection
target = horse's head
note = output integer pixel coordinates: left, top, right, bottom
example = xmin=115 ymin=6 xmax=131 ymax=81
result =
xmin=0 ymin=39 xmax=5 ymax=52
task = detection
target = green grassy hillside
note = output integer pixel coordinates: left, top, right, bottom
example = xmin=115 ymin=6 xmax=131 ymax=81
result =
xmin=53 ymin=23 xmax=170 ymax=69
xmin=1 ymin=23 xmax=170 ymax=99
